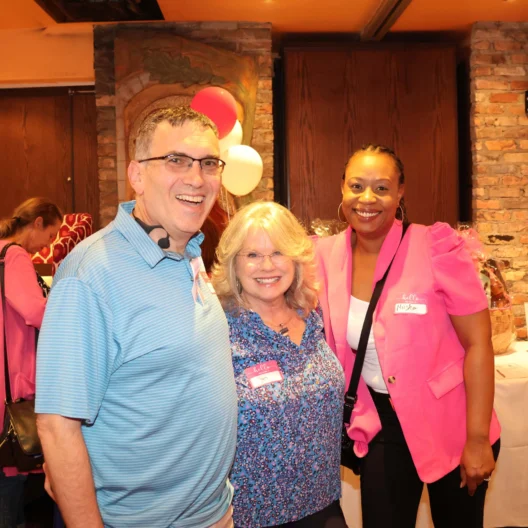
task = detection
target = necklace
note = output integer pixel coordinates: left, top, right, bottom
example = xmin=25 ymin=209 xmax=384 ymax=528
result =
xmin=262 ymin=311 xmax=296 ymax=336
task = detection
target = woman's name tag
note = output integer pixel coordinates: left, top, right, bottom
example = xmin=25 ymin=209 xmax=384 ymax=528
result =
xmin=245 ymin=360 xmax=284 ymax=389
xmin=394 ymin=294 xmax=428 ymax=315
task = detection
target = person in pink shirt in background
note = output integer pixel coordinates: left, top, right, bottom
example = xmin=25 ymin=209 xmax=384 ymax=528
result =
xmin=315 ymin=145 xmax=500 ymax=528
xmin=0 ymin=197 xmax=62 ymax=527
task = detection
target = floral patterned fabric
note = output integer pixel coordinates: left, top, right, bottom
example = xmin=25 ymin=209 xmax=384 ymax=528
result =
xmin=227 ymin=308 xmax=345 ymax=528
xmin=32 ymin=213 xmax=93 ymax=275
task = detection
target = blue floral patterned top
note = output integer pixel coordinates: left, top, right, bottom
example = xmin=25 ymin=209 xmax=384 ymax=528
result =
xmin=227 ymin=308 xmax=345 ymax=528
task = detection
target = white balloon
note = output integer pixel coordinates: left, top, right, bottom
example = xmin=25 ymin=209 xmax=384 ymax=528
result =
xmin=222 ymin=145 xmax=263 ymax=196
xmin=219 ymin=120 xmax=243 ymax=154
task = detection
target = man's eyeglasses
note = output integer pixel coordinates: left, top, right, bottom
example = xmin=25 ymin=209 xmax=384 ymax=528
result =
xmin=236 ymin=251 xmax=290 ymax=266
xmin=137 ymin=154 xmax=226 ymax=176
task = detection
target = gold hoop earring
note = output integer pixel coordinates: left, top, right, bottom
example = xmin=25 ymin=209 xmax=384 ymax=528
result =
xmin=337 ymin=203 xmax=346 ymax=222
xmin=398 ymin=205 xmax=405 ymax=222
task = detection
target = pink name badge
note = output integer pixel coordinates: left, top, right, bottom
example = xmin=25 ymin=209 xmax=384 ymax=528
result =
xmin=245 ymin=360 xmax=284 ymax=389
xmin=394 ymin=293 xmax=428 ymax=315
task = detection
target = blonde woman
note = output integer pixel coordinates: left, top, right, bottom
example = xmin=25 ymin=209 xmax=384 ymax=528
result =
xmin=212 ymin=202 xmax=347 ymax=528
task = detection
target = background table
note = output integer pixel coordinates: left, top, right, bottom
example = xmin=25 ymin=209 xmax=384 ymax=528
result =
xmin=340 ymin=341 xmax=528 ymax=528
xmin=485 ymin=341 xmax=528 ymax=528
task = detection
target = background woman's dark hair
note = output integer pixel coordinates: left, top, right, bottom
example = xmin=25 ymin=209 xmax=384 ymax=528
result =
xmin=0 ymin=197 xmax=63 ymax=239
xmin=343 ymin=144 xmax=407 ymax=221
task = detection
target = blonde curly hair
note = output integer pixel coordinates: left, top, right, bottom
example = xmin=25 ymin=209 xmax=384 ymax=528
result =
xmin=211 ymin=201 xmax=319 ymax=317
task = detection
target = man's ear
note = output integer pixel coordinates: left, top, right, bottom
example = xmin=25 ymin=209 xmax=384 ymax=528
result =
xmin=128 ymin=161 xmax=145 ymax=196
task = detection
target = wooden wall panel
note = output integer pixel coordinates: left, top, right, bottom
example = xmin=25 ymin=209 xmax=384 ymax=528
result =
xmin=0 ymin=90 xmax=72 ymax=217
xmin=285 ymin=50 xmax=348 ymax=226
xmin=284 ymin=45 xmax=458 ymax=228
xmin=72 ymin=94 xmax=99 ymax=230
xmin=0 ymin=88 xmax=98 ymax=227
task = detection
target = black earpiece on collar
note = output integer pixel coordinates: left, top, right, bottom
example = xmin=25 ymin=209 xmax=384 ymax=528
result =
xmin=133 ymin=213 xmax=170 ymax=249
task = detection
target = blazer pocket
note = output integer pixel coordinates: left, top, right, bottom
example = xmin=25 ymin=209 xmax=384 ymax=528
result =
xmin=427 ymin=357 xmax=464 ymax=399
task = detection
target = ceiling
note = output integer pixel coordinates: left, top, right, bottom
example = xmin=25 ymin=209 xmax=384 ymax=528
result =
xmin=393 ymin=0 xmax=527 ymax=32
xmin=1 ymin=0 xmax=526 ymax=33
xmin=1 ymin=0 xmax=55 ymax=29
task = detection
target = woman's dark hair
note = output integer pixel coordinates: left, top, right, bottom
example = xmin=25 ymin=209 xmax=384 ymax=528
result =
xmin=343 ymin=144 xmax=407 ymax=221
xmin=0 ymin=197 xmax=63 ymax=239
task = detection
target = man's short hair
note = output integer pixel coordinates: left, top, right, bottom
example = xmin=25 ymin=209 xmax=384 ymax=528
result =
xmin=134 ymin=106 xmax=218 ymax=160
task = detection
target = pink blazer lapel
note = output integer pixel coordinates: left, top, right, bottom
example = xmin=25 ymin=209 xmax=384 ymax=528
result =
xmin=327 ymin=227 xmax=353 ymax=372
xmin=318 ymin=228 xmax=383 ymax=453
xmin=373 ymin=220 xmax=404 ymax=283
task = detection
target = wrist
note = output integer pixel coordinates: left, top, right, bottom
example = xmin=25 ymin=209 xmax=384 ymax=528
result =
xmin=466 ymin=432 xmax=490 ymax=444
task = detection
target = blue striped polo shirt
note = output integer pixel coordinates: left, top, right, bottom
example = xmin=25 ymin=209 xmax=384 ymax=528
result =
xmin=36 ymin=201 xmax=238 ymax=528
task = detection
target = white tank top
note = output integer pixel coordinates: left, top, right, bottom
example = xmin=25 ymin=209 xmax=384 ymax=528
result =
xmin=346 ymin=296 xmax=388 ymax=394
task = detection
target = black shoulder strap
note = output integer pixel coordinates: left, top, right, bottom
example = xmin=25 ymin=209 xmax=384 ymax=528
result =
xmin=1 ymin=242 xmax=20 ymax=403
xmin=343 ymin=223 xmax=410 ymax=424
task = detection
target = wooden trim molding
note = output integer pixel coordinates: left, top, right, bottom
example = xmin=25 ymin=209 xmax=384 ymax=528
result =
xmin=361 ymin=0 xmax=413 ymax=41
xmin=34 ymin=0 xmax=163 ymax=23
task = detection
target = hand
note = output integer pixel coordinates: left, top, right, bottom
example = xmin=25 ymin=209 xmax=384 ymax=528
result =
xmin=459 ymin=437 xmax=495 ymax=496
xmin=43 ymin=462 xmax=57 ymax=502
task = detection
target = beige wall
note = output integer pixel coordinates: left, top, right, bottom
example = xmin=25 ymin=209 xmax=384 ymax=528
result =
xmin=0 ymin=24 xmax=94 ymax=86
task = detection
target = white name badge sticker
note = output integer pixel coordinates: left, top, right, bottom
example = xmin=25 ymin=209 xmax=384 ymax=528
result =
xmin=245 ymin=360 xmax=284 ymax=389
xmin=200 ymin=271 xmax=216 ymax=294
xmin=394 ymin=294 xmax=428 ymax=315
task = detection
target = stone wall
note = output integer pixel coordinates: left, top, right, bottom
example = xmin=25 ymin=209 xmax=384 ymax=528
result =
xmin=94 ymin=22 xmax=273 ymax=227
xmin=470 ymin=22 xmax=528 ymax=337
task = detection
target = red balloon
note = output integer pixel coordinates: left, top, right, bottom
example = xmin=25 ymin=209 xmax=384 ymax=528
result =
xmin=190 ymin=87 xmax=237 ymax=139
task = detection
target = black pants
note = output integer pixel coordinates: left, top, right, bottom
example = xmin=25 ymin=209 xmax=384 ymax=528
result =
xmin=273 ymin=501 xmax=348 ymax=528
xmin=360 ymin=389 xmax=500 ymax=528
xmin=0 ymin=473 xmax=25 ymax=528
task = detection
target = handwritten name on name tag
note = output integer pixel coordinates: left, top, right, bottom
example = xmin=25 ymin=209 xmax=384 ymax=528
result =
xmin=394 ymin=294 xmax=428 ymax=315
xmin=245 ymin=360 xmax=284 ymax=389
xmin=394 ymin=303 xmax=427 ymax=314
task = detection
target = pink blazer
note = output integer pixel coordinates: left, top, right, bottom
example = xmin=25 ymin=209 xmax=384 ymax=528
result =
xmin=0 ymin=241 xmax=46 ymax=476
xmin=314 ymin=220 xmax=501 ymax=483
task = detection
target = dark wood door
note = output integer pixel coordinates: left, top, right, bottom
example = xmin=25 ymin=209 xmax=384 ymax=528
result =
xmin=0 ymin=89 xmax=72 ymax=215
xmin=283 ymin=45 xmax=458 ymax=228
xmin=72 ymin=93 xmax=99 ymax=230
xmin=0 ymin=88 xmax=99 ymax=229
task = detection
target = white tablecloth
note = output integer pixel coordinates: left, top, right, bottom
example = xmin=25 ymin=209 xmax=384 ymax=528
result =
xmin=485 ymin=341 xmax=528 ymax=528
xmin=341 ymin=341 xmax=528 ymax=528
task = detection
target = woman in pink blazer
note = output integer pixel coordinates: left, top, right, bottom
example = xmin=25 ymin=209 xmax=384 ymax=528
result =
xmin=315 ymin=145 xmax=500 ymax=528
xmin=0 ymin=198 xmax=61 ymax=527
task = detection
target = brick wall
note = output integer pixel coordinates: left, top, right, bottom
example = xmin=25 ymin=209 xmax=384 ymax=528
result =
xmin=94 ymin=22 xmax=273 ymax=227
xmin=470 ymin=22 xmax=528 ymax=338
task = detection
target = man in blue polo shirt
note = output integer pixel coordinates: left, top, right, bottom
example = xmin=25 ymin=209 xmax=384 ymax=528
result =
xmin=35 ymin=106 xmax=238 ymax=528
